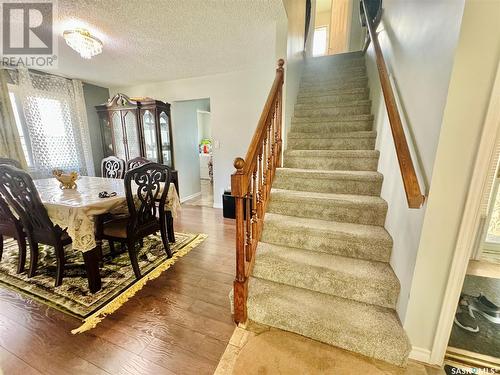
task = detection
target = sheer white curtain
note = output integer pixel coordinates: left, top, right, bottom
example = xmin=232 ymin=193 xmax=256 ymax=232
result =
xmin=0 ymin=69 xmax=27 ymax=166
xmin=9 ymin=67 xmax=95 ymax=178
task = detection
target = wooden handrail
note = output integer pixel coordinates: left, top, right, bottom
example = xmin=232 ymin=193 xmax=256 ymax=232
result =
xmin=361 ymin=0 xmax=425 ymax=208
xmin=231 ymin=59 xmax=284 ymax=323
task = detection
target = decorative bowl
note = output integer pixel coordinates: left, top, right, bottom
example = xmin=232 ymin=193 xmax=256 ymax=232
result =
xmin=52 ymin=170 xmax=79 ymax=190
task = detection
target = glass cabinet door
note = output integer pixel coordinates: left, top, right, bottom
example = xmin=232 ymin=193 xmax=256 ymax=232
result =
xmin=159 ymin=111 xmax=172 ymax=167
xmin=98 ymin=111 xmax=113 ymax=157
xmin=123 ymin=111 xmax=140 ymax=159
xmin=111 ymin=111 xmax=126 ymax=159
xmin=142 ymin=110 xmax=158 ymax=162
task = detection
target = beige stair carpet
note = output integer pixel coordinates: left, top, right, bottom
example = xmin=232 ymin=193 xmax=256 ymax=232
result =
xmin=246 ymin=51 xmax=411 ymax=367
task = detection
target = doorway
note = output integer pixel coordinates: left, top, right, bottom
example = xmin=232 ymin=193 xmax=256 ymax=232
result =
xmin=312 ymin=0 xmax=364 ymax=57
xmin=432 ymin=60 xmax=500 ymax=372
xmin=170 ymin=98 xmax=212 ymax=207
xmin=445 ymin=171 xmax=500 ymax=370
xmin=195 ymin=109 xmax=214 ymax=207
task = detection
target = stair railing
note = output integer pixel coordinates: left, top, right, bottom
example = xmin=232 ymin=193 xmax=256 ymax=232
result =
xmin=361 ymin=0 xmax=425 ymax=208
xmin=231 ymin=59 xmax=284 ymax=323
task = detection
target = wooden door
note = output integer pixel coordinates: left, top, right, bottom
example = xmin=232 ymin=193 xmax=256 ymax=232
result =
xmin=329 ymin=0 xmax=352 ymax=54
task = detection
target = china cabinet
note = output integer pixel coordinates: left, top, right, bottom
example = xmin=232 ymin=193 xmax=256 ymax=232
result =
xmin=96 ymin=93 xmax=174 ymax=168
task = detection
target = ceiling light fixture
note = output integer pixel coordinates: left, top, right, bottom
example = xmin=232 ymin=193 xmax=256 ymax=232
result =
xmin=63 ymin=28 xmax=103 ymax=59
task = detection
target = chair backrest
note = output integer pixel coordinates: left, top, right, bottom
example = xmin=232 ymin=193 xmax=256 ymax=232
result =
xmin=0 ymin=194 xmax=18 ymax=227
xmin=0 ymin=165 xmax=56 ymax=239
xmin=0 ymin=159 xmax=22 ymax=227
xmin=101 ymin=156 xmax=125 ymax=179
xmin=0 ymin=158 xmax=22 ymax=169
xmin=124 ymin=162 xmax=171 ymax=232
xmin=126 ymin=157 xmax=151 ymax=171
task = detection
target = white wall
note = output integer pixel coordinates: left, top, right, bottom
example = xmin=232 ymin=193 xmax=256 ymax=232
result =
xmin=364 ymin=0 xmax=465 ymax=322
xmin=348 ymin=0 xmax=363 ymax=52
xmin=404 ymin=0 xmax=500 ymax=357
xmin=170 ymin=99 xmax=210 ymax=200
xmin=282 ymin=0 xmax=308 ymax=146
xmin=112 ymin=63 xmax=276 ymax=207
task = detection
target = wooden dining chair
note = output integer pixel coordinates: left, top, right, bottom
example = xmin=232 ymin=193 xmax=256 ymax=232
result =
xmin=0 ymin=194 xmax=26 ymax=274
xmin=126 ymin=156 xmax=151 ymax=171
xmin=0 ymin=158 xmax=22 ymax=169
xmin=126 ymin=156 xmax=176 ymax=243
xmin=101 ymin=156 xmax=125 ymax=179
xmin=0 ymin=159 xmax=26 ymax=273
xmin=0 ymin=165 xmax=72 ymax=286
xmin=96 ymin=162 xmax=172 ymax=279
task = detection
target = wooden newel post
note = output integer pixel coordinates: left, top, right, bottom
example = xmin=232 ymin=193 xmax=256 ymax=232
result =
xmin=232 ymin=157 xmax=248 ymax=323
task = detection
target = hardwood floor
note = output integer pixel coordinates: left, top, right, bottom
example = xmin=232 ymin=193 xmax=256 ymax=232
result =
xmin=0 ymin=205 xmax=236 ymax=375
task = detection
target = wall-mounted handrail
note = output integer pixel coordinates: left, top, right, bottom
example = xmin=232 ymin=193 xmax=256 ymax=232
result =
xmin=361 ymin=0 xmax=425 ymax=209
xmin=231 ymin=59 xmax=284 ymax=323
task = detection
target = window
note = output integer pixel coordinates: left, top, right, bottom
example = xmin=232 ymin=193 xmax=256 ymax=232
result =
xmin=313 ymin=26 xmax=328 ymax=57
xmin=9 ymin=87 xmax=82 ymax=175
xmin=8 ymin=92 xmax=31 ymax=167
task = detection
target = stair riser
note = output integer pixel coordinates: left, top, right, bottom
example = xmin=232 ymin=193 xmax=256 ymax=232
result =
xmin=273 ymin=175 xmax=382 ymax=196
xmin=295 ymin=105 xmax=371 ymax=118
xmin=267 ymin=197 xmax=387 ymax=226
xmin=302 ymin=66 xmax=367 ymax=79
xmin=252 ymin=259 xmax=398 ymax=309
xmin=287 ymin=137 xmax=375 ymax=151
xmin=295 ymin=100 xmax=370 ymax=111
xmin=291 ymin=121 xmax=373 ymax=133
xmin=301 ymin=75 xmax=368 ymax=88
xmin=305 ymin=57 xmax=365 ymax=69
xmin=297 ymin=92 xmax=369 ymax=105
xmin=261 ymin=225 xmax=391 ymax=262
xmin=298 ymin=86 xmax=368 ymax=97
xmin=247 ymin=279 xmax=410 ymax=366
xmin=284 ymin=155 xmax=379 ymax=171
xmin=299 ymin=80 xmax=367 ymax=95
xmin=300 ymin=79 xmax=368 ymax=92
xmin=292 ymin=114 xmax=372 ymax=123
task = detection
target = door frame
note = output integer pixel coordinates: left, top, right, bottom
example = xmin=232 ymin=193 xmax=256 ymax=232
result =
xmin=430 ymin=60 xmax=500 ymax=364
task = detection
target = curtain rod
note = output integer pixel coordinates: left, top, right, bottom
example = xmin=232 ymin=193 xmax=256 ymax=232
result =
xmin=1 ymin=65 xmax=76 ymax=82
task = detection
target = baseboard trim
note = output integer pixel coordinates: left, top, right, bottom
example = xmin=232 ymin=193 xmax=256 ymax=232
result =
xmin=180 ymin=192 xmax=202 ymax=203
xmin=213 ymin=202 xmax=223 ymax=209
xmin=409 ymin=347 xmax=432 ymax=364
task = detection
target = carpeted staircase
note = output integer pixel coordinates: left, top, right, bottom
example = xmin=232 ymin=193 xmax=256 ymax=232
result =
xmin=246 ymin=51 xmax=411 ymax=366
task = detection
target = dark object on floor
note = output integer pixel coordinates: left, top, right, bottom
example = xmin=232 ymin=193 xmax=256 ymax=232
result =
xmin=222 ymin=190 xmax=253 ymax=219
xmin=470 ymin=294 xmax=500 ymax=324
xmin=0 ymin=165 xmax=72 ymax=286
xmin=454 ymin=304 xmax=479 ymax=333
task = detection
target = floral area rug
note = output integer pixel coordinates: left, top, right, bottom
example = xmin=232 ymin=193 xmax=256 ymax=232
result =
xmin=0 ymin=232 xmax=207 ymax=333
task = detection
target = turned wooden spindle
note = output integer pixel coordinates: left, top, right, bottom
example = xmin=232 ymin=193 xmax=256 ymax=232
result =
xmin=231 ymin=58 xmax=285 ymax=324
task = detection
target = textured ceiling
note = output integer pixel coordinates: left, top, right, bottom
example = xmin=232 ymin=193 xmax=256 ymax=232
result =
xmin=51 ymin=0 xmax=285 ymax=87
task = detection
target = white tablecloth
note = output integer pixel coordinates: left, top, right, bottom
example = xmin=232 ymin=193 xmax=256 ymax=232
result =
xmin=34 ymin=176 xmax=181 ymax=252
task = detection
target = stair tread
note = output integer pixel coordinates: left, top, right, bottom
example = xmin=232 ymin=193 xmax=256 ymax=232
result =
xmin=287 ymin=130 xmax=376 ymax=139
xmin=270 ymin=188 xmax=387 ymax=207
xmin=295 ymin=100 xmax=371 ymax=109
xmin=285 ymin=149 xmax=379 ymax=157
xmin=253 ymin=242 xmax=399 ymax=308
xmin=247 ymin=277 xmax=411 ymax=366
xmin=292 ymin=114 xmax=374 ymax=122
xmin=264 ymin=212 xmax=390 ymax=240
xmin=276 ymin=168 xmax=382 ymax=180
xmin=262 ymin=213 xmax=392 ymax=262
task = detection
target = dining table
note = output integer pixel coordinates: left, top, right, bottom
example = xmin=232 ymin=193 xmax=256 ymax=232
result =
xmin=34 ymin=176 xmax=181 ymax=293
